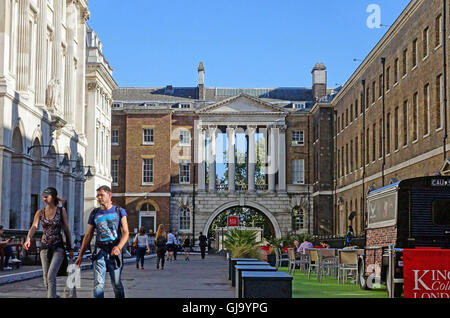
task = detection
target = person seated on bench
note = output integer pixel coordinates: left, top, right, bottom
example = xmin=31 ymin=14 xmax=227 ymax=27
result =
xmin=0 ymin=225 xmax=20 ymax=270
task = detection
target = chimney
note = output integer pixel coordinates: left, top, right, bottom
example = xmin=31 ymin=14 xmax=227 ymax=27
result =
xmin=312 ymin=63 xmax=327 ymax=102
xmin=198 ymin=62 xmax=205 ymax=100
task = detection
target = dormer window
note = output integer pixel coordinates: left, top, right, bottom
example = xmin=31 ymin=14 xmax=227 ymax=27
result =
xmin=293 ymin=103 xmax=306 ymax=109
xmin=112 ymin=103 xmax=122 ymax=108
xmin=180 ymin=103 xmax=191 ymax=109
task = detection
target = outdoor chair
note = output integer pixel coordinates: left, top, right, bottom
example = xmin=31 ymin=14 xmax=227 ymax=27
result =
xmin=337 ymin=249 xmax=358 ymax=284
xmin=274 ymin=248 xmax=289 ymax=268
xmin=297 ymin=251 xmax=310 ymax=273
xmin=25 ymin=239 xmax=40 ymax=265
xmin=307 ymin=249 xmax=320 ymax=280
xmin=317 ymin=249 xmax=338 ymax=282
xmin=287 ymin=248 xmax=296 ymax=275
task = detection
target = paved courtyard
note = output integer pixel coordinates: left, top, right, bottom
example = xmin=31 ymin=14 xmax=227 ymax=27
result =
xmin=0 ymin=254 xmax=234 ymax=298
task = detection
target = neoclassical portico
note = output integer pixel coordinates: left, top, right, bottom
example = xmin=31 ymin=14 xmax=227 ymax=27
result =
xmin=195 ymin=94 xmax=288 ymax=194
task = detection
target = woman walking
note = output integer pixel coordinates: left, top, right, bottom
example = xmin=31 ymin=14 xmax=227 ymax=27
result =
xmin=134 ymin=227 xmax=150 ymax=269
xmin=183 ymin=237 xmax=191 ymax=262
xmin=345 ymin=225 xmax=354 ymax=247
xmin=155 ymin=224 xmax=167 ymax=270
xmin=24 ymin=187 xmax=73 ymax=298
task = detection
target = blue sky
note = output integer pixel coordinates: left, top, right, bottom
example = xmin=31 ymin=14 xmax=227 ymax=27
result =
xmin=88 ymin=0 xmax=410 ymax=89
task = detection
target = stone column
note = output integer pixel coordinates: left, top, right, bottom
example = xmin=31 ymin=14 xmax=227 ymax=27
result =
xmin=278 ymin=125 xmax=287 ymax=192
xmin=31 ymin=162 xmax=49 ymax=207
xmin=10 ymin=155 xmax=33 ymax=229
xmin=74 ymin=177 xmax=85 ymax=240
xmin=208 ymin=125 xmax=217 ymax=192
xmin=48 ymin=167 xmax=64 ymax=196
xmin=197 ymin=126 xmax=206 ymax=191
xmin=16 ymin=0 xmax=29 ymax=92
xmin=35 ymin=0 xmax=47 ymax=107
xmin=268 ymin=126 xmax=278 ymax=192
xmin=51 ymin=0 xmax=62 ymax=114
xmin=227 ymin=126 xmax=236 ymax=192
xmin=64 ymin=1 xmax=75 ymax=125
xmin=248 ymin=125 xmax=257 ymax=192
xmin=0 ymin=149 xmax=13 ymax=227
xmin=63 ymin=173 xmax=76 ymax=234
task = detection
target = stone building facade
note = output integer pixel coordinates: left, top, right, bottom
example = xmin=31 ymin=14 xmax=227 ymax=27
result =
xmin=111 ymin=63 xmax=333 ymax=238
xmin=0 ymin=1 xmax=115 ymax=241
xmin=332 ymin=0 xmax=449 ymax=235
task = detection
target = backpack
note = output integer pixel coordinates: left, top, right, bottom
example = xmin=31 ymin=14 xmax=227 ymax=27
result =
xmin=156 ymin=236 xmax=166 ymax=247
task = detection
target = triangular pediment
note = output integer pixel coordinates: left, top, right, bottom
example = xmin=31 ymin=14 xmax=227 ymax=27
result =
xmin=196 ymin=94 xmax=286 ymax=114
xmin=441 ymin=158 xmax=450 ymax=175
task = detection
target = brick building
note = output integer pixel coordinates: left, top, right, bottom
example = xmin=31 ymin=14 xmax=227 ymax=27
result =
xmin=332 ymin=0 xmax=449 ymax=236
xmin=111 ymin=63 xmax=336 ymax=238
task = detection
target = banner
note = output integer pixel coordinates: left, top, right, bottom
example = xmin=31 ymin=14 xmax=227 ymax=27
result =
xmin=228 ymin=216 xmax=239 ymax=227
xmin=403 ymin=249 xmax=450 ymax=298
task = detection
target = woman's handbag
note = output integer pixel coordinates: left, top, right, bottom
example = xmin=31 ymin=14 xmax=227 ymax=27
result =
xmin=57 ymin=249 xmax=69 ymax=277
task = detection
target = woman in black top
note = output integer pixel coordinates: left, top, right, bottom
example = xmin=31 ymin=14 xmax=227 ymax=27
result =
xmin=155 ymin=224 xmax=167 ymax=270
xmin=183 ymin=237 xmax=191 ymax=262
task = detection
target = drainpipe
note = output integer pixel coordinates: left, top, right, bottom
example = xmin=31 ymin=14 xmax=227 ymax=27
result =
xmin=308 ymin=113 xmax=312 ymax=234
xmin=333 ymin=109 xmax=338 ymax=235
xmin=361 ymin=79 xmax=367 ymax=233
xmin=192 ymin=159 xmax=196 ymax=246
xmin=381 ymin=57 xmax=386 ymax=187
xmin=443 ymin=0 xmax=448 ymax=161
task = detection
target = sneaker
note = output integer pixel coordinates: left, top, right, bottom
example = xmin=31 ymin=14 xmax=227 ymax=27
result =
xmin=4 ymin=266 xmax=13 ymax=271
xmin=10 ymin=258 xmax=21 ymax=263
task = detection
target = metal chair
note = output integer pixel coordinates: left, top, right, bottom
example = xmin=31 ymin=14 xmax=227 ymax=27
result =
xmin=337 ymin=249 xmax=358 ymax=284
xmin=307 ymin=249 xmax=320 ymax=280
xmin=25 ymin=239 xmax=40 ymax=265
xmin=317 ymin=249 xmax=338 ymax=282
xmin=287 ymin=248 xmax=296 ymax=275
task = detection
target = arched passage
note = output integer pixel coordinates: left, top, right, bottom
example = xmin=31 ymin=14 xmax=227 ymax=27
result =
xmin=203 ymin=200 xmax=282 ymax=238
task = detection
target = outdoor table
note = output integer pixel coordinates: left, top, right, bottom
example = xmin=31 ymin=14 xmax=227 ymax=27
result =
xmin=235 ymin=265 xmax=277 ymax=298
xmin=229 ymin=258 xmax=258 ymax=281
xmin=236 ymin=261 xmax=269 ymax=266
xmin=241 ymin=271 xmax=293 ymax=298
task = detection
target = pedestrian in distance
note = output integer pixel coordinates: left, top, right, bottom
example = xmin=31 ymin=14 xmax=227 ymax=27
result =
xmin=345 ymin=225 xmax=354 ymax=247
xmin=148 ymin=229 xmax=155 ymax=254
xmin=75 ymin=185 xmax=129 ymax=298
xmin=134 ymin=227 xmax=150 ymax=269
xmin=198 ymin=232 xmax=207 ymax=260
xmin=173 ymin=233 xmax=180 ymax=261
xmin=166 ymin=229 xmax=176 ymax=262
xmin=0 ymin=225 xmax=21 ymax=270
xmin=24 ymin=187 xmax=74 ymax=298
xmin=183 ymin=237 xmax=191 ymax=262
xmin=155 ymin=224 xmax=167 ymax=270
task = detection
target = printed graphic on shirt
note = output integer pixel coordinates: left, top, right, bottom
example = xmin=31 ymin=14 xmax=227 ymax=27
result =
xmin=88 ymin=207 xmax=127 ymax=244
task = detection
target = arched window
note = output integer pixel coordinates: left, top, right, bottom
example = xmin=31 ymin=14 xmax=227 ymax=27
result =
xmin=179 ymin=207 xmax=190 ymax=231
xmin=292 ymin=207 xmax=304 ymax=232
xmin=139 ymin=203 xmax=156 ymax=233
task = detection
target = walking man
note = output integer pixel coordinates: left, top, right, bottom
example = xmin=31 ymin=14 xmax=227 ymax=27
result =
xmin=75 ymin=186 xmax=129 ymax=298
xmin=166 ymin=229 xmax=176 ymax=261
xmin=198 ymin=232 xmax=207 ymax=260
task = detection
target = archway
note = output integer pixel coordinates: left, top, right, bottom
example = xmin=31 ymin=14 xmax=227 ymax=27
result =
xmin=203 ymin=200 xmax=282 ymax=239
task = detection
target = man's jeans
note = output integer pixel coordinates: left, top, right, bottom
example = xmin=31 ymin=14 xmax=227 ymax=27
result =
xmin=93 ymin=249 xmax=125 ymax=298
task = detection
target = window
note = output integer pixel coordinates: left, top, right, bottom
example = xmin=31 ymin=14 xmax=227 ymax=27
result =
xmin=372 ymin=123 xmax=376 ymax=162
xmin=355 ymin=99 xmax=359 ymax=117
xmin=111 ymin=159 xmax=118 ymax=184
xmin=402 ymin=49 xmax=407 ymax=77
xmin=350 ymin=104 xmax=353 ymax=122
xmin=292 ymin=159 xmax=305 ymax=184
xmin=366 ymin=87 xmax=370 ymax=109
xmin=413 ymin=92 xmax=418 ymax=141
xmin=346 ymin=108 xmax=349 ymax=126
xmin=424 ymin=84 xmax=430 ymax=136
xmin=386 ymin=113 xmax=391 ymax=154
xmin=142 ymin=159 xmax=154 ymax=184
xmin=345 ymin=143 xmax=349 ymax=175
xmin=436 ymin=74 xmax=444 ymax=129
xmin=179 ymin=161 xmax=190 ymax=183
xmin=180 ymin=103 xmax=191 ymax=109
xmin=179 ymin=207 xmax=191 ymax=230
xmin=423 ymin=27 xmax=429 ymax=58
xmin=292 ymin=207 xmax=304 ymax=232
xmin=432 ymin=200 xmax=450 ymax=226
xmin=112 ymin=103 xmax=122 ymax=108
xmin=366 ymin=128 xmax=370 ymax=164
xmin=361 ymin=133 xmax=364 ymax=168
xmin=403 ymin=100 xmax=408 ymax=146
xmin=394 ymin=107 xmax=399 ymax=150
xmin=412 ymin=38 xmax=418 ymax=68
xmin=379 ymin=75 xmax=383 ymax=98
xmin=293 ymin=103 xmax=306 ymax=109
xmin=386 ymin=67 xmax=390 ymax=90
xmin=355 ymin=137 xmax=358 ymax=171
xmin=350 ymin=140 xmax=353 ymax=172
xmin=435 ymin=14 xmax=443 ymax=48
xmin=179 ymin=130 xmax=191 ymax=146
xmin=292 ymin=131 xmax=304 ymax=146
xmin=341 ymin=146 xmax=344 ymax=177
xmin=111 ymin=129 xmax=119 ymax=145
xmin=372 ymin=81 xmax=376 ymax=103
xmin=379 ymin=119 xmax=382 ymax=158
xmin=337 ymin=149 xmax=340 ymax=177
xmin=394 ymin=58 xmax=399 ymax=83
xmin=143 ymin=129 xmax=154 ymax=145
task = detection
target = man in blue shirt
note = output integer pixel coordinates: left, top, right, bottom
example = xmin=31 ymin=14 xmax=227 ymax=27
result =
xmin=75 ymin=186 xmax=129 ymax=298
